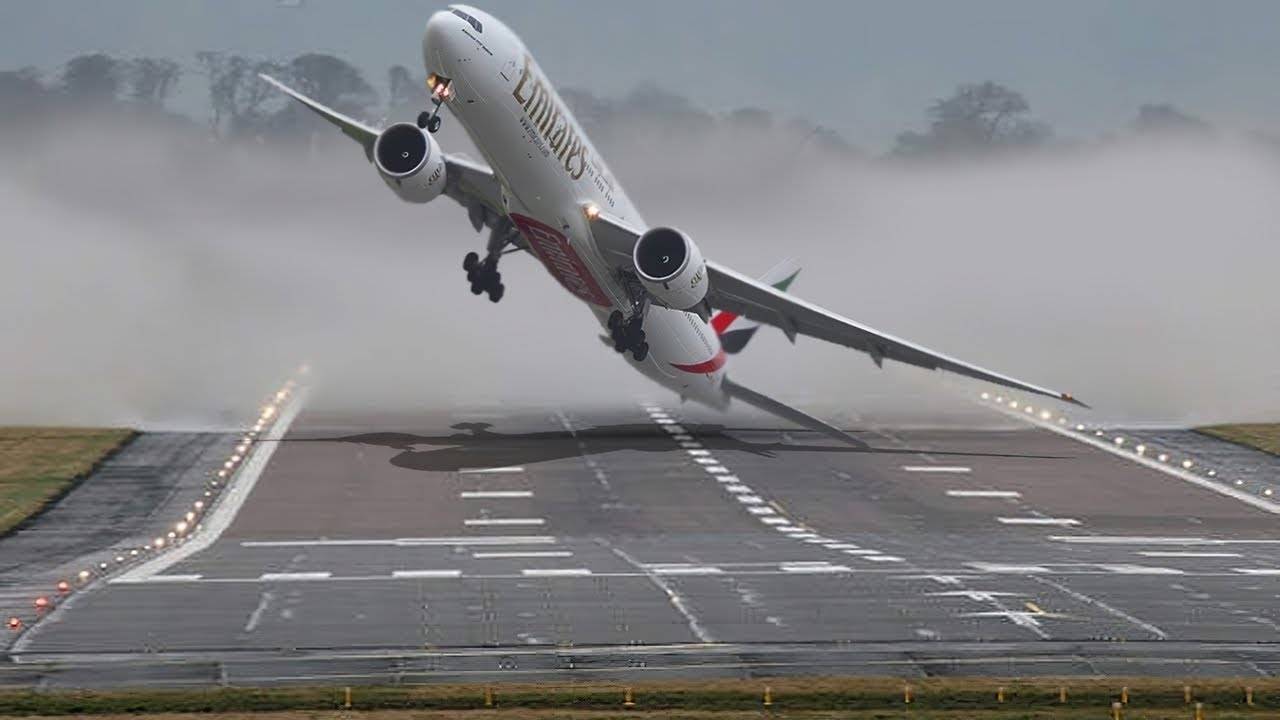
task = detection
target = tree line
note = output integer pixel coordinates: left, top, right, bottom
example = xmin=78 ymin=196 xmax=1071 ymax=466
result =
xmin=0 ymin=51 xmax=1221 ymax=157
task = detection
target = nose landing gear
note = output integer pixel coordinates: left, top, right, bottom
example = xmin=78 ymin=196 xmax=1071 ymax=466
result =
xmin=417 ymin=75 xmax=452 ymax=134
xmin=608 ymin=310 xmax=649 ymax=362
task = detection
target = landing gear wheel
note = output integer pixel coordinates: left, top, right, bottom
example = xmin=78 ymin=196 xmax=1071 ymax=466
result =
xmin=416 ymin=111 xmax=432 ymax=129
xmin=631 ymin=342 xmax=649 ymax=362
xmin=470 ymin=282 xmax=484 ymax=295
xmin=488 ymin=283 xmax=505 ymax=303
xmin=426 ymin=115 xmax=442 ymax=134
xmin=463 ymin=251 xmax=479 ymax=273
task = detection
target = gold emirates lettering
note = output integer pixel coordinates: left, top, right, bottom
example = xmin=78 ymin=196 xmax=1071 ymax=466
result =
xmin=512 ymin=56 xmax=588 ymax=180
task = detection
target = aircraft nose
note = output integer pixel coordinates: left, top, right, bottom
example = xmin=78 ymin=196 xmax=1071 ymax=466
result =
xmin=422 ymin=10 xmax=463 ymax=73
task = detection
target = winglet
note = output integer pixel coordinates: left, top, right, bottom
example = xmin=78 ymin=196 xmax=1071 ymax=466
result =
xmin=1061 ymin=392 xmax=1090 ymax=409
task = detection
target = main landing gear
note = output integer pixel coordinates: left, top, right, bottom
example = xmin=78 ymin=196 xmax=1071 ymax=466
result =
xmin=464 ymin=251 xmax=504 ymax=302
xmin=608 ymin=310 xmax=649 ymax=362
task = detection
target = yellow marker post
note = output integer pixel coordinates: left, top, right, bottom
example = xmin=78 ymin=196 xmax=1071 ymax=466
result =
xmin=1121 ymin=686 xmax=1129 ymax=705
xmin=997 ymin=686 xmax=1005 ymax=703
xmin=903 ymin=683 xmax=912 ymax=704
xmin=343 ymin=686 xmax=352 ymax=710
xmin=1111 ymin=700 xmax=1123 ymax=720
xmin=1194 ymin=701 xmax=1204 ymax=720
xmin=1184 ymin=685 xmax=1193 ymax=704
xmin=1246 ymin=686 xmax=1254 ymax=706
xmin=763 ymin=685 xmax=773 ymax=707
xmin=1059 ymin=686 xmax=1067 ymax=703
xmin=623 ymin=686 xmax=635 ymax=708
xmin=484 ymin=686 xmax=494 ymax=708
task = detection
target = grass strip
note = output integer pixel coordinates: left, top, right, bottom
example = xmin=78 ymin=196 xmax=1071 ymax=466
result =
xmin=0 ymin=427 xmax=135 ymax=536
xmin=1197 ymin=423 xmax=1280 ymax=456
xmin=0 ymin=677 xmax=1278 ymax=716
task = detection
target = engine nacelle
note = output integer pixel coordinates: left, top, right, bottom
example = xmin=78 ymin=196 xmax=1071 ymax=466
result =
xmin=373 ymin=122 xmax=446 ymax=203
xmin=633 ymin=226 xmax=708 ymax=311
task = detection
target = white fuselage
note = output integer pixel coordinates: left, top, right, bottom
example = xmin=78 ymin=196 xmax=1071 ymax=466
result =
xmin=423 ymin=6 xmax=729 ymax=408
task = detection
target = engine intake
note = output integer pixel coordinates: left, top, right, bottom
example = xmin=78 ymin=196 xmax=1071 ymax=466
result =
xmin=633 ymin=226 xmax=707 ymax=311
xmin=373 ymin=122 xmax=446 ymax=203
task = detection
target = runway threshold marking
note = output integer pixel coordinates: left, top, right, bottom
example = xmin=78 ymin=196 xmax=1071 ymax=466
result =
xmin=459 ymin=491 xmax=533 ymax=499
xmin=903 ymin=466 xmax=972 ymax=473
xmin=459 ymin=466 xmax=525 ymax=474
xmin=947 ymin=490 xmax=1021 ymax=498
xmin=111 ymin=574 xmax=202 ymax=584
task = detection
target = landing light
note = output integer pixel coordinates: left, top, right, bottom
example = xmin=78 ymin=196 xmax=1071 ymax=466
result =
xmin=1157 ymin=453 xmax=1169 ymax=463
xmin=1208 ymin=470 xmax=1217 ymax=478
xmin=583 ymin=203 xmax=601 ymax=221
xmin=1114 ymin=437 xmax=1125 ymax=445
xmin=1181 ymin=460 xmax=1193 ymax=469
xmin=980 ymin=392 xmax=990 ymax=400
xmin=1075 ymin=424 xmax=1085 ymax=431
xmin=1009 ymin=401 xmax=1018 ymax=409
xmin=154 ymin=537 xmax=166 ymax=548
xmin=1039 ymin=410 xmax=1052 ymax=420
xmin=1265 ymin=488 xmax=1274 ymax=497
xmin=1135 ymin=445 xmax=1146 ymax=454
xmin=78 ymin=570 xmax=91 ymax=581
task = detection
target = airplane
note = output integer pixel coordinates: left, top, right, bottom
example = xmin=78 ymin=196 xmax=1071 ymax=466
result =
xmin=261 ymin=4 xmax=1083 ymax=445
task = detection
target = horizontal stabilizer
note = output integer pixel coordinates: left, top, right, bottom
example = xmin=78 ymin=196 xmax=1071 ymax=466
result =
xmin=722 ymin=378 xmax=866 ymax=448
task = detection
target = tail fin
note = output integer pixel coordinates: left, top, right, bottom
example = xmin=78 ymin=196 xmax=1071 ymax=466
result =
xmin=710 ymin=258 xmax=800 ymax=353
xmin=721 ymin=377 xmax=866 ymax=448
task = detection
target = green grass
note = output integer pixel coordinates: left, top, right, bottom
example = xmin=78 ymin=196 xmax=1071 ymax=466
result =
xmin=0 ymin=678 xmax=1275 ymax=717
xmin=0 ymin=427 xmax=135 ymax=535
xmin=1197 ymin=423 xmax=1280 ymax=456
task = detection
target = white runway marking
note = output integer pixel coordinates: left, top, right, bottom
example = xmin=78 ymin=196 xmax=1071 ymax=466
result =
xmin=1233 ymin=568 xmax=1280 ymax=575
xmin=243 ymin=591 xmax=275 ymax=632
xmin=1049 ymin=535 xmax=1280 ymax=545
xmin=608 ymin=542 xmax=715 ymax=643
xmin=650 ymin=565 xmax=723 ymax=576
xmin=760 ymin=517 xmax=789 ymax=525
xmin=392 ymin=570 xmax=462 ymax=578
xmin=1030 ymin=575 xmax=1168 ymax=640
xmin=260 ymin=572 xmax=331 ymax=581
xmin=844 ymin=549 xmax=882 ymax=556
xmin=471 ymin=551 xmax=573 ymax=559
xmin=947 ymin=490 xmax=1022 ymax=498
xmin=112 ymin=574 xmax=202 ymax=584
xmin=903 ymin=465 xmax=972 ymax=473
xmin=968 ymin=562 xmax=1050 ymax=574
xmin=781 ymin=563 xmax=851 ymax=573
xmin=747 ymin=506 xmax=775 ymax=515
xmin=241 ymin=536 xmax=557 ymax=547
xmin=521 ymin=568 xmax=592 ymax=577
xmin=737 ymin=495 xmax=763 ymax=504
xmin=866 ymin=555 xmax=906 ymax=562
xmin=686 ymin=449 xmax=711 ymax=457
xmin=464 ymin=518 xmax=545 ymax=526
xmin=459 ymin=490 xmax=533 ymax=499
xmin=998 ymin=517 xmax=1081 ymax=526
xmin=1139 ymin=551 xmax=1243 ymax=558
xmin=1097 ymin=564 xmax=1184 ymax=575
xmin=705 ymin=466 xmax=730 ymax=474
xmin=458 ymin=466 xmax=525 ymax=474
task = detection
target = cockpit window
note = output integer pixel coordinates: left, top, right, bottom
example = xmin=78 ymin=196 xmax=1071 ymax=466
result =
xmin=450 ymin=8 xmax=482 ymax=33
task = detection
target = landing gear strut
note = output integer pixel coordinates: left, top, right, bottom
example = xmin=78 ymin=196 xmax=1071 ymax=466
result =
xmin=417 ymin=77 xmax=452 ymax=134
xmin=464 ymin=251 xmax=504 ymax=302
xmin=608 ymin=309 xmax=649 ymax=362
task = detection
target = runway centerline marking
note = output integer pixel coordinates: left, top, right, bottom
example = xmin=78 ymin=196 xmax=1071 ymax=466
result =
xmin=464 ymin=518 xmax=545 ymax=526
xmin=521 ymin=568 xmax=591 ymax=577
xmin=472 ymin=551 xmax=573 ymax=559
xmin=1049 ymin=536 xmax=1280 ymax=545
xmin=392 ymin=570 xmax=462 ymax=578
xmin=1139 ymin=551 xmax=1243 ymax=558
xmin=607 ymin=542 xmax=715 ymax=643
xmin=947 ymin=490 xmax=1021 ymax=498
xmin=998 ymin=517 xmax=1081 ymax=526
xmin=260 ymin=572 xmax=331 ymax=581
xmin=459 ymin=466 xmax=525 ymax=474
xmin=1029 ymin=575 xmax=1168 ymax=640
xmin=459 ymin=491 xmax=533 ymax=499
xmin=241 ymin=536 xmax=558 ymax=547
xmin=902 ymin=466 xmax=971 ymax=473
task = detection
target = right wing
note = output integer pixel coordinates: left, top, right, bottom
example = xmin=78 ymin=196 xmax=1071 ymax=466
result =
xmin=259 ymin=73 xmax=506 ymax=229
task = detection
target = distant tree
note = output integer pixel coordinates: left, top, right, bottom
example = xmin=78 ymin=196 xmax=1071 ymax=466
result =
xmin=0 ymin=67 xmax=53 ymax=124
xmin=196 ymin=51 xmax=285 ymax=136
xmin=127 ymin=57 xmax=182 ymax=107
xmin=1134 ymin=103 xmax=1210 ymax=135
xmin=60 ymin=53 xmax=123 ymax=102
xmin=893 ymin=81 xmax=1051 ymax=158
xmin=287 ymin=53 xmax=375 ymax=118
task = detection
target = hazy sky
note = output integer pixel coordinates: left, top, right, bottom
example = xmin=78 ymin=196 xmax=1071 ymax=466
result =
xmin=4 ymin=0 xmax=1280 ymax=149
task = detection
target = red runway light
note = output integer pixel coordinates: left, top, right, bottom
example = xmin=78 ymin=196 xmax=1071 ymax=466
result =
xmin=34 ymin=597 xmax=49 ymax=610
xmin=7 ymin=617 xmax=20 ymax=630
xmin=56 ymin=581 xmax=70 ymax=593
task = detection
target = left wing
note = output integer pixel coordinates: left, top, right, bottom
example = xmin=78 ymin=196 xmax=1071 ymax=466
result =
xmin=588 ymin=211 xmax=1083 ymax=406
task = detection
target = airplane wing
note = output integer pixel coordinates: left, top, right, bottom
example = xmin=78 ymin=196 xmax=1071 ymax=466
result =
xmin=259 ymin=73 xmax=505 ymax=225
xmin=588 ymin=211 xmax=1084 ymax=407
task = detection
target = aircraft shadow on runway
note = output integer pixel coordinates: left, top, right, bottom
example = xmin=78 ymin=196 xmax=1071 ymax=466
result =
xmin=294 ymin=422 xmax=1062 ymax=473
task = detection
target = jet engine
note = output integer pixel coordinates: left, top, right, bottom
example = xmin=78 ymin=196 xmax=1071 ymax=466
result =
xmin=632 ymin=226 xmax=708 ymax=311
xmin=373 ymin=122 xmax=446 ymax=203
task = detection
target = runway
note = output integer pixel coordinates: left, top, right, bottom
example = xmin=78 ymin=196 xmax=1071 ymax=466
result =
xmin=10 ymin=401 xmax=1280 ymax=685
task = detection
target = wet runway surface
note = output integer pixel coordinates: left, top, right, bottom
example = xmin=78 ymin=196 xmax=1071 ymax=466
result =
xmin=11 ymin=404 xmax=1280 ymax=685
